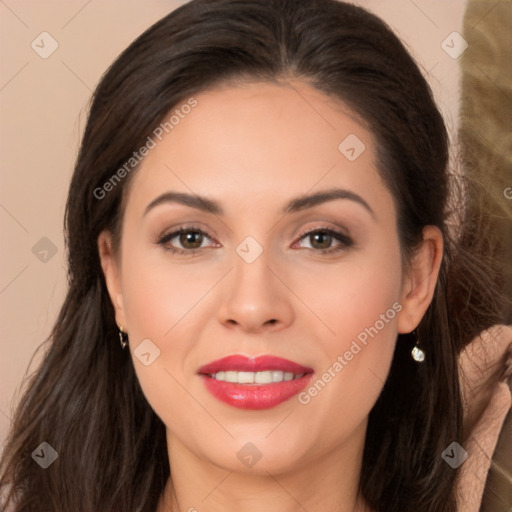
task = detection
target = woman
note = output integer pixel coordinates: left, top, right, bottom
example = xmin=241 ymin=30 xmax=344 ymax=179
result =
xmin=1 ymin=0 xmax=510 ymax=511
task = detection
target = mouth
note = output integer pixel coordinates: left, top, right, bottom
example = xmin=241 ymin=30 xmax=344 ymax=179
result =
xmin=197 ymin=355 xmax=314 ymax=410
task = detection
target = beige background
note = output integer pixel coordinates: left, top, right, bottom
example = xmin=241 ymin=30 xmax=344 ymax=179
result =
xmin=0 ymin=0 xmax=470 ymax=448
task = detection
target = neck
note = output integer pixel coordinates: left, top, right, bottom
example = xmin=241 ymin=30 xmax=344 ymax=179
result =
xmin=156 ymin=426 xmax=372 ymax=512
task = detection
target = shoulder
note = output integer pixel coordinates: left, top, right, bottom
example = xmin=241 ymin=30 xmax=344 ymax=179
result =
xmin=457 ymin=324 xmax=512 ymax=512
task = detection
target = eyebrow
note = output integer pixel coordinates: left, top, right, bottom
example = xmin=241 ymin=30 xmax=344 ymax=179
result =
xmin=144 ymin=187 xmax=375 ymax=218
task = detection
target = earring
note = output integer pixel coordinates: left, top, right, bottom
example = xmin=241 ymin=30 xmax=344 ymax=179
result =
xmin=118 ymin=326 xmax=128 ymax=350
xmin=411 ymin=331 xmax=425 ymax=362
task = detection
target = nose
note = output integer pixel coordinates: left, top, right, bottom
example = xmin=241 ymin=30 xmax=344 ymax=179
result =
xmin=217 ymin=246 xmax=295 ymax=334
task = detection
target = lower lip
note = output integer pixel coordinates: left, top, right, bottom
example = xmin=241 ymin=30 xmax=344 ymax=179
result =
xmin=200 ymin=374 xmax=313 ymax=410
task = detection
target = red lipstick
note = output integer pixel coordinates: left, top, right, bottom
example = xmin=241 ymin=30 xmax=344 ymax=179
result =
xmin=197 ymin=355 xmax=314 ymax=410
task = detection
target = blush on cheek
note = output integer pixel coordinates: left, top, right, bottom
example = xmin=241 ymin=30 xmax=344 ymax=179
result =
xmin=119 ymin=257 xmax=188 ymax=340
xmin=312 ymin=280 xmax=401 ymax=418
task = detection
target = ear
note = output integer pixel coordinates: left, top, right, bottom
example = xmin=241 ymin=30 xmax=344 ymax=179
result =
xmin=98 ymin=231 xmax=127 ymax=328
xmin=397 ymin=225 xmax=443 ymax=334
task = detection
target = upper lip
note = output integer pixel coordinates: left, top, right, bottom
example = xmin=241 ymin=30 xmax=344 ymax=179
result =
xmin=197 ymin=355 xmax=313 ymax=375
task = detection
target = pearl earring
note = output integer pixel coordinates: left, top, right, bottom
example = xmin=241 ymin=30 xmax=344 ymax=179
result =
xmin=411 ymin=331 xmax=425 ymax=362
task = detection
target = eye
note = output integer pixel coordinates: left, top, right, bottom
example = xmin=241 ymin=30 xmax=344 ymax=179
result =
xmin=157 ymin=226 xmax=217 ymax=256
xmin=294 ymin=227 xmax=353 ymax=254
xmin=156 ymin=225 xmax=353 ymax=256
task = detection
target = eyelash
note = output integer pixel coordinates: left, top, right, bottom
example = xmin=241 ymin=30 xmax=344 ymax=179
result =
xmin=156 ymin=225 xmax=353 ymax=256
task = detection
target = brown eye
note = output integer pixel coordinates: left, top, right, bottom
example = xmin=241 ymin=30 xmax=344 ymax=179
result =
xmin=295 ymin=227 xmax=353 ymax=254
xmin=157 ymin=227 xmax=216 ymax=256
xmin=309 ymin=231 xmax=333 ymax=250
xmin=179 ymin=230 xmax=203 ymax=249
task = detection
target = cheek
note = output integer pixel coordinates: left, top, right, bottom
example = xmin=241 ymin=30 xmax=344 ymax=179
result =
xmin=118 ymin=250 xmax=204 ymax=425
xmin=116 ymin=241 xmax=200 ymax=398
xmin=119 ymin=242 xmax=213 ymax=343
xmin=302 ymin=234 xmax=403 ymax=351
xmin=294 ymin=238 xmax=402 ymax=444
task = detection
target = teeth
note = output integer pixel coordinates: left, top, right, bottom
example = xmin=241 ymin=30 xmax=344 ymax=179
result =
xmin=238 ymin=371 xmax=254 ymax=384
xmin=255 ymin=371 xmax=273 ymax=384
xmin=211 ymin=370 xmax=303 ymax=384
xmin=224 ymin=371 xmax=237 ymax=383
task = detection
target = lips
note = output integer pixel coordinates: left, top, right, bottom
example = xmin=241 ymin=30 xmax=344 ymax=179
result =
xmin=197 ymin=355 xmax=314 ymax=410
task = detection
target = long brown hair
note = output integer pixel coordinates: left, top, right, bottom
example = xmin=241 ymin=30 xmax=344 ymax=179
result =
xmin=1 ymin=1 xmax=506 ymax=511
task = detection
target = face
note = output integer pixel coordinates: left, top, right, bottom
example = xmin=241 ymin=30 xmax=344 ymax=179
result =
xmin=99 ymin=79 xmax=441 ymax=476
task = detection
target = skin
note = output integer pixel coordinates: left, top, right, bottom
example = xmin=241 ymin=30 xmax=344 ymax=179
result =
xmin=98 ymin=79 xmax=443 ymax=512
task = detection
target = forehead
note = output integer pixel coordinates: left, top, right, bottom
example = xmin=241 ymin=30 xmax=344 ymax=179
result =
xmin=125 ymin=80 xmax=390 ymax=218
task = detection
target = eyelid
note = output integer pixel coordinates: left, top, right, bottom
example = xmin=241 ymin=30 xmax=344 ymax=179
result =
xmin=294 ymin=223 xmax=351 ymax=242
